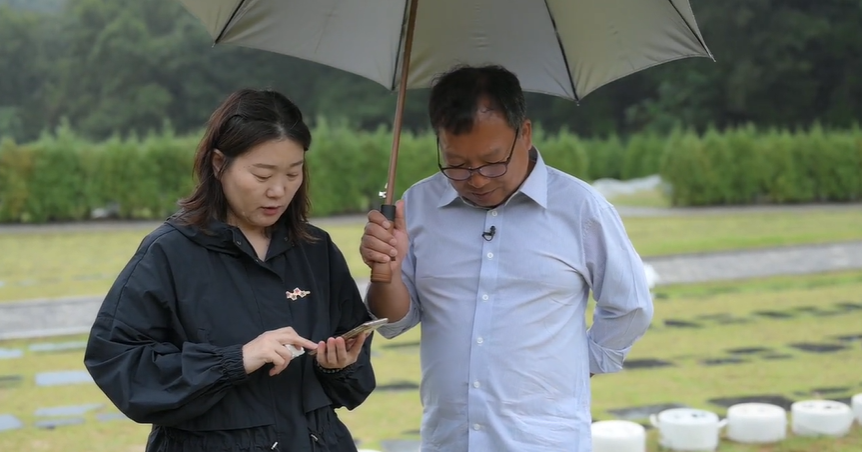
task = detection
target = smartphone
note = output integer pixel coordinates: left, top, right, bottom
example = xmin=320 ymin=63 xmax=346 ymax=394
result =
xmin=286 ymin=318 xmax=389 ymax=358
xmin=340 ymin=318 xmax=389 ymax=340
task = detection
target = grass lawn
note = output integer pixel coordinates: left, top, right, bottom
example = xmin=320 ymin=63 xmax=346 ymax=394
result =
xmin=621 ymin=208 xmax=862 ymax=257
xmin=3 ymin=207 xmax=862 ymax=303
xmin=0 ymin=222 xmax=361 ymax=303
xmin=1 ymin=271 xmax=861 ymax=451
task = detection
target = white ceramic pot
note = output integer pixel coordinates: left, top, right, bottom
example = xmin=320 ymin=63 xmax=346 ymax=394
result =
xmin=852 ymin=393 xmax=862 ymax=426
xmin=649 ymin=408 xmax=727 ymax=451
xmin=591 ymin=420 xmax=646 ymax=452
xmin=791 ymin=400 xmax=855 ymax=437
xmin=725 ymin=403 xmax=787 ymax=444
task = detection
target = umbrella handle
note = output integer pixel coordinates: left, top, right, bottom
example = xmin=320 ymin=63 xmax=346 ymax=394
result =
xmin=371 ymin=0 xmax=417 ymax=285
xmin=370 ymin=204 xmax=397 ymax=283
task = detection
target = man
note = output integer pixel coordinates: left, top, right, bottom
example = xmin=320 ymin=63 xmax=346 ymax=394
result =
xmin=360 ymin=64 xmax=654 ymax=451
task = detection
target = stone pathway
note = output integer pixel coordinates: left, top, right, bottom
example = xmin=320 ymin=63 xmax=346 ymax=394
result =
xmin=3 ymin=240 xmax=862 ymax=340
xmin=0 ymin=288 xmax=378 ymax=341
xmin=0 ymin=296 xmax=107 ymax=341
xmin=646 ymin=241 xmax=862 ymax=286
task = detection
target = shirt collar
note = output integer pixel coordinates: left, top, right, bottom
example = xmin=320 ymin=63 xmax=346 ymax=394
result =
xmin=437 ymin=147 xmax=548 ymax=209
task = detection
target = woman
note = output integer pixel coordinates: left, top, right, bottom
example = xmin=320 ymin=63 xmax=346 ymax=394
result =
xmin=84 ymin=89 xmax=376 ymax=452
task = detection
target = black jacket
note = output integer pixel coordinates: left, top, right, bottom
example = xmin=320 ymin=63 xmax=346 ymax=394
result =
xmin=84 ymin=216 xmax=376 ymax=452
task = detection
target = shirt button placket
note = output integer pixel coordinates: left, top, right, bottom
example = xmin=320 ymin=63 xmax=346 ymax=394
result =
xmin=469 ymin=209 xmax=500 ymax=447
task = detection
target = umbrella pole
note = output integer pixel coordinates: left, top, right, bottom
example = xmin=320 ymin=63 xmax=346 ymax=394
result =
xmin=371 ymin=0 xmax=419 ymax=284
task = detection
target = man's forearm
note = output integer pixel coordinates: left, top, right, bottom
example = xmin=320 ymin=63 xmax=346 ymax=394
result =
xmin=366 ymin=277 xmax=412 ymax=323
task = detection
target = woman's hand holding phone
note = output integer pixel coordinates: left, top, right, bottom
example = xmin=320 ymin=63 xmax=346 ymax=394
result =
xmin=315 ymin=332 xmax=368 ymax=370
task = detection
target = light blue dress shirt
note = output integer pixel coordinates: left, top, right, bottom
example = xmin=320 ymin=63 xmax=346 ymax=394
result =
xmin=373 ymin=149 xmax=654 ymax=451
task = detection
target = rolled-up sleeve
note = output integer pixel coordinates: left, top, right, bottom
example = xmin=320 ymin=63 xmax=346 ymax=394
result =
xmin=582 ymin=204 xmax=654 ymax=374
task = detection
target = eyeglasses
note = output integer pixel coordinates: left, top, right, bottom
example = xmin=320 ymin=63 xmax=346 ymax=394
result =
xmin=437 ymin=128 xmax=519 ymax=181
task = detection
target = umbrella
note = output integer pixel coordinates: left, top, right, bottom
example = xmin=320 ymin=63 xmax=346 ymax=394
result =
xmin=178 ymin=0 xmax=713 ymax=282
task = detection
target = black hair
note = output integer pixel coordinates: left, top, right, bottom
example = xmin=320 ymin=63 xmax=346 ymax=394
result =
xmin=428 ymin=64 xmax=526 ymax=135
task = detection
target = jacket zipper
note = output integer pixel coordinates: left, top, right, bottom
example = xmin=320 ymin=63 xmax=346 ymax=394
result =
xmin=250 ymin=242 xmax=313 ymax=451
xmin=244 ymin=255 xmax=283 ymax=451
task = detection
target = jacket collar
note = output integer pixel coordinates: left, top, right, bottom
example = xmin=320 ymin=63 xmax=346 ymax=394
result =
xmin=166 ymin=213 xmax=295 ymax=260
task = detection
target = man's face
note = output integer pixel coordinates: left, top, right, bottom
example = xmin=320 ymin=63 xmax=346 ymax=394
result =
xmin=437 ymin=110 xmax=533 ymax=208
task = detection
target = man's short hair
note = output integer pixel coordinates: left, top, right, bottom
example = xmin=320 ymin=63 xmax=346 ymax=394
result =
xmin=428 ymin=64 xmax=527 ymax=135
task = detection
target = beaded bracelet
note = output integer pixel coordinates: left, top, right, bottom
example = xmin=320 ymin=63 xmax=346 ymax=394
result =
xmin=315 ymin=360 xmax=352 ymax=374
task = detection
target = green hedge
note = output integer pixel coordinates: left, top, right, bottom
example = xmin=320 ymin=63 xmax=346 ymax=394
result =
xmin=661 ymin=124 xmax=862 ymax=206
xmin=0 ymin=121 xmax=860 ymax=223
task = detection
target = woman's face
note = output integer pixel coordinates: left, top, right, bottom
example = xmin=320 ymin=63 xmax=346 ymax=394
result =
xmin=215 ymin=138 xmax=305 ymax=235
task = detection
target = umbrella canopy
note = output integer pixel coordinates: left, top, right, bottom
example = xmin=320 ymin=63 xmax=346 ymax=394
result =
xmin=180 ymin=0 xmax=711 ymax=101
xmin=178 ymin=0 xmax=712 ymax=282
